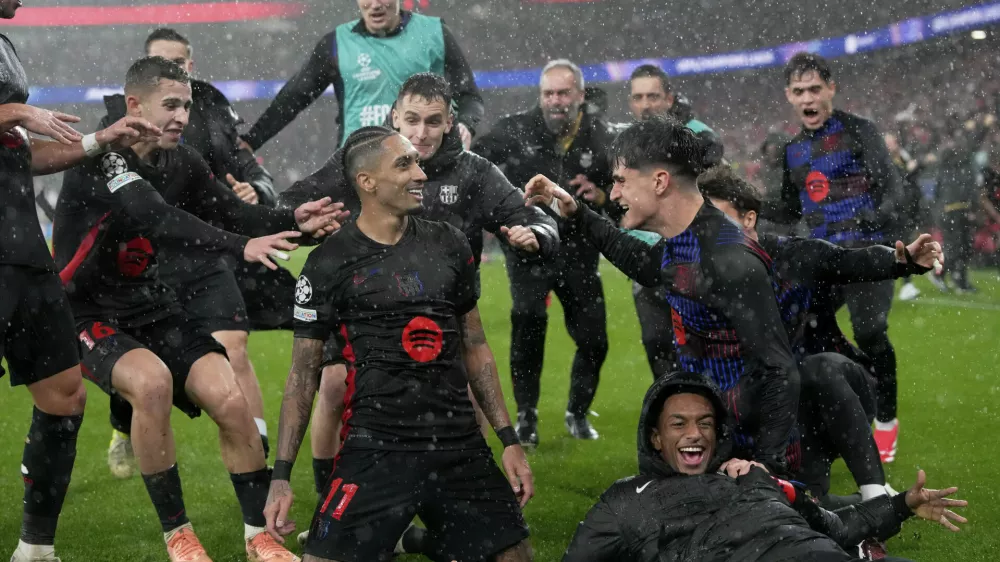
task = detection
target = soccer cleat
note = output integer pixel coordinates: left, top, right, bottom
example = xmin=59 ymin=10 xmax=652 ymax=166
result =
xmin=10 ymin=542 xmax=61 ymax=562
xmin=515 ymin=409 xmax=540 ymax=449
xmin=897 ymin=282 xmax=920 ymax=301
xmin=166 ymin=526 xmax=212 ymax=562
xmin=246 ymin=531 xmax=300 ymax=562
xmin=565 ymin=411 xmax=599 ymax=440
xmin=873 ymin=420 xmax=899 ymax=464
xmin=108 ymin=429 xmax=136 ymax=480
xmin=296 ymin=531 xmax=309 ymax=547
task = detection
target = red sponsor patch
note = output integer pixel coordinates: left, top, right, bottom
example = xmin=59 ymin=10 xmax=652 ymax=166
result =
xmin=401 ymin=316 xmax=443 ymax=363
xmin=805 ymin=170 xmax=830 ymax=203
xmin=78 ymin=330 xmax=95 ymax=351
xmin=117 ymin=237 xmax=153 ymax=277
xmin=670 ymin=308 xmax=687 ymax=346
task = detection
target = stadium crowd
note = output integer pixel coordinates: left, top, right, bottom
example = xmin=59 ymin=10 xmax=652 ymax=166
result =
xmin=1 ymin=0 xmax=991 ymax=561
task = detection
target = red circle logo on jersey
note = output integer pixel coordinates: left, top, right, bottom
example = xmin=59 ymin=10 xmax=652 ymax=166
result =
xmin=117 ymin=237 xmax=153 ymax=277
xmin=805 ymin=171 xmax=830 ymax=203
xmin=402 ymin=316 xmax=443 ymax=363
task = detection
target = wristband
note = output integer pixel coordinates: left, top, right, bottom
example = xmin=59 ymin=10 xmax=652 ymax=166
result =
xmin=82 ymin=133 xmax=104 ymax=157
xmin=272 ymin=460 xmax=294 ymax=481
xmin=496 ymin=426 xmax=520 ymax=448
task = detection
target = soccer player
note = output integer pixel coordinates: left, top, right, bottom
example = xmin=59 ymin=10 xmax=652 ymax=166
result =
xmin=473 ymin=59 xmax=616 ymax=443
xmin=769 ymin=52 xmax=905 ymax=462
xmin=264 ymin=127 xmax=534 ymax=562
xmin=0 ymin=4 xmax=167 ymax=559
xmin=278 ymin=73 xmax=556 ymax=513
xmin=54 ymin=57 xmax=343 ymax=562
xmin=101 ymin=27 xmax=289 ymax=479
xmin=524 ymin=117 xmax=799 ymax=474
xmin=621 ymin=64 xmax=724 ymax=379
xmin=242 ymin=0 xmax=482 ymax=150
xmin=697 ymin=166 xmax=941 ymax=511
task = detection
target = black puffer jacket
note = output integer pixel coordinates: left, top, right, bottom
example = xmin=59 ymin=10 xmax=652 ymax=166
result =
xmin=562 ymin=373 xmax=914 ymax=562
xmin=278 ymin=126 xmax=558 ymax=262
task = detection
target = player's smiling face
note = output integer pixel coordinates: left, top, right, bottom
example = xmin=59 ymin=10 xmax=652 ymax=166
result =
xmin=786 ymin=70 xmax=836 ymax=130
xmin=146 ymin=40 xmax=194 ymax=75
xmin=0 ymin=0 xmax=22 ymax=19
xmin=371 ymin=134 xmax=427 ymax=214
xmin=130 ymin=79 xmax=192 ymax=150
xmin=651 ymin=393 xmax=716 ymax=475
xmin=610 ymin=163 xmax=663 ymax=230
xmin=392 ymin=94 xmax=453 ymax=160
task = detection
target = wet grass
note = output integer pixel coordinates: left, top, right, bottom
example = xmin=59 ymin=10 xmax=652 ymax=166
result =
xmin=0 ymin=259 xmax=996 ymax=561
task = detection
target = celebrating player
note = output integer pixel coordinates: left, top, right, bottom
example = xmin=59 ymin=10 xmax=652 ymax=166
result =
xmin=265 ymin=127 xmax=534 ymax=562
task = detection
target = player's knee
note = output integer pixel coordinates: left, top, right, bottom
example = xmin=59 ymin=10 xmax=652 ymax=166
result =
xmin=203 ymin=386 xmax=251 ymax=430
xmin=130 ymin=368 xmax=174 ymax=417
xmin=30 ymin=367 xmax=88 ymax=416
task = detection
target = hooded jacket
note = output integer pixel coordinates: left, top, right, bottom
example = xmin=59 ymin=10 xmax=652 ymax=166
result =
xmin=277 ymin=126 xmax=558 ymax=262
xmin=99 ymin=80 xmax=276 ymax=206
xmin=562 ymin=372 xmax=914 ymax=562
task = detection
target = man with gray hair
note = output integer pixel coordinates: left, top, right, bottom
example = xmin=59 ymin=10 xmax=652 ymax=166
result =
xmin=474 ymin=58 xmax=618 ymax=446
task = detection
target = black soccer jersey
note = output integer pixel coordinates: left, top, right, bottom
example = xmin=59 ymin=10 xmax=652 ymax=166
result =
xmin=54 ymin=146 xmax=295 ymax=326
xmin=293 ymin=218 xmax=481 ymax=450
xmin=0 ymin=33 xmax=53 ymax=272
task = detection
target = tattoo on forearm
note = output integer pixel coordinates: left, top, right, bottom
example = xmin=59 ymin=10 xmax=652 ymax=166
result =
xmin=468 ymin=359 xmax=510 ymax=431
xmin=460 ymin=308 xmax=488 ymax=346
xmin=276 ymin=337 xmax=323 ymax=463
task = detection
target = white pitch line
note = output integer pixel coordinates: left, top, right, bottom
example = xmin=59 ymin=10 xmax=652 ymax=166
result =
xmin=902 ymin=297 xmax=1000 ymax=312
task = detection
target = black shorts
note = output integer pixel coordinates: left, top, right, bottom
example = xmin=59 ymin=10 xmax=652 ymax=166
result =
xmin=174 ymin=265 xmax=250 ymax=334
xmin=0 ymin=265 xmax=79 ymax=385
xmin=305 ymin=445 xmax=529 ymax=562
xmin=76 ymin=314 xmax=226 ymax=418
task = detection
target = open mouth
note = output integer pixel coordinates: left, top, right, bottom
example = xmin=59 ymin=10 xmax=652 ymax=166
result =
xmin=802 ymin=108 xmax=820 ymax=119
xmin=368 ymin=9 xmax=386 ymax=23
xmin=407 ymin=186 xmax=423 ymax=201
xmin=678 ymin=446 xmax=706 ymax=467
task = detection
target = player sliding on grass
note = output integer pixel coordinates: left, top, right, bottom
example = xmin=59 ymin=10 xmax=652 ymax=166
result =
xmin=265 ymin=127 xmax=534 ymax=562
xmin=53 ymin=57 xmax=345 ymax=562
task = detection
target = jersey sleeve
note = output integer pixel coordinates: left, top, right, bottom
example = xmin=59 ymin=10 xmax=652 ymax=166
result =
xmin=854 ymin=118 xmax=904 ymax=229
xmin=561 ymin=489 xmax=627 ymax=562
xmin=177 ymin=150 xmax=298 ymax=236
xmin=709 ymin=244 xmax=800 ymax=473
xmin=293 ymin=244 xmax=341 ymax=341
xmin=779 ymin=236 xmax=928 ymax=285
xmin=450 ymin=226 xmax=480 ymax=316
xmin=243 ymin=32 xmax=339 ymax=151
xmin=91 ymin=153 xmax=250 ymax=256
xmin=762 ymin=146 xmax=804 ymax=225
xmin=571 ymin=204 xmax=663 ymax=287
xmin=441 ymin=23 xmax=484 ymax=136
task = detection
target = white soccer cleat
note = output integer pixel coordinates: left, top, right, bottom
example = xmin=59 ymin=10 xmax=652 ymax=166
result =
xmin=898 ymin=282 xmax=920 ymax=301
xmin=108 ymin=429 xmax=136 ymax=480
xmin=296 ymin=531 xmax=309 ymax=547
xmin=10 ymin=542 xmax=61 ymax=562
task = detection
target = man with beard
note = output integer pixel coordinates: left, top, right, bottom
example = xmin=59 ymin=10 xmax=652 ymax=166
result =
xmin=101 ymin=27 xmax=289 ymax=479
xmin=243 ymin=0 xmax=482 ymax=150
xmin=54 ymin=57 xmax=342 ymax=562
xmin=621 ymin=64 xmax=725 ymax=379
xmin=768 ymin=52 xmax=905 ymax=463
xmin=0 ymin=2 xmax=165 ymax=559
xmin=473 ymin=59 xmax=616 ymax=444
xmin=561 ymin=372 xmax=966 ymax=562
xmin=263 ymin=126 xmax=534 ymax=562
xmin=275 ymin=73 xmax=556 ymax=554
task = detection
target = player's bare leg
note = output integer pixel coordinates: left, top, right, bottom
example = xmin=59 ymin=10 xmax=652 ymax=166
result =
xmin=494 ymin=539 xmax=533 ymax=562
xmin=212 ymin=329 xmax=270 ymax=457
xmin=184 ymin=353 xmax=299 ymax=562
xmin=12 ymin=367 xmax=87 ymax=562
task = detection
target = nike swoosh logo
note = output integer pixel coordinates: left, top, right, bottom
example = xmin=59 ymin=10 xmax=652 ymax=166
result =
xmin=636 ymin=481 xmax=652 ymax=494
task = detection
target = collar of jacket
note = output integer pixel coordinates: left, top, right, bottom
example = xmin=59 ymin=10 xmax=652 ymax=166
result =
xmin=351 ymin=10 xmax=413 ymax=38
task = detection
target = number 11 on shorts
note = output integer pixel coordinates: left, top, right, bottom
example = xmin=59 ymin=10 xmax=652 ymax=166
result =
xmin=319 ymin=478 xmax=359 ymax=521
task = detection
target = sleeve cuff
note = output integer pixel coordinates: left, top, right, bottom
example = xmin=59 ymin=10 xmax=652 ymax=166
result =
xmin=891 ymin=492 xmax=914 ymax=521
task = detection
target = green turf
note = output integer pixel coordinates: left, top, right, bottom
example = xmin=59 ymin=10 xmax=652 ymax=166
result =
xmin=0 ymin=258 xmax=997 ymax=561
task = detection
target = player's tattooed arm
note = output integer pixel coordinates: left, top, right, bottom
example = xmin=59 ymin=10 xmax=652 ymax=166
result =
xmin=275 ymin=337 xmax=324 ymax=465
xmin=460 ymin=306 xmax=514 ymax=432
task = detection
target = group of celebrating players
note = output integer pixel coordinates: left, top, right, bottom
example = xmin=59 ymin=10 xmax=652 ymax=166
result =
xmin=0 ymin=0 xmax=972 ymax=561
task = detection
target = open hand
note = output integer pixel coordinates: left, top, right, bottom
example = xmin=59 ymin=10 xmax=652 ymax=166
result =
xmin=244 ymin=231 xmax=301 ymax=270
xmin=905 ymin=469 xmax=968 ymax=532
xmin=294 ymin=197 xmax=351 ymax=238
xmin=570 ymin=174 xmax=605 ymax=205
xmin=16 ymin=104 xmax=82 ymax=144
xmin=96 ymin=116 xmax=163 ymax=150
